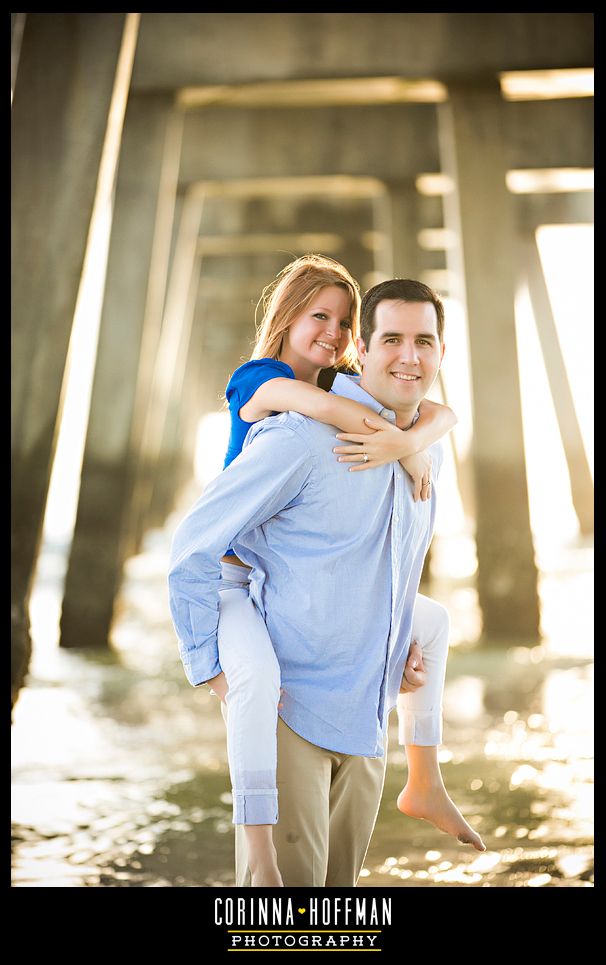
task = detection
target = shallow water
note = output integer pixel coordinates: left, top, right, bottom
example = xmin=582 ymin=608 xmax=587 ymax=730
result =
xmin=11 ymin=532 xmax=593 ymax=887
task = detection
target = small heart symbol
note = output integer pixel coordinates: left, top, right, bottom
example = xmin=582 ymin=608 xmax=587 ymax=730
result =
xmin=298 ymin=908 xmax=306 ymax=914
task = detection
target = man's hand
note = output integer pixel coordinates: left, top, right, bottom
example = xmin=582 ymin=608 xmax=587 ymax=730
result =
xmin=207 ymin=670 xmax=229 ymax=703
xmin=400 ymin=640 xmax=426 ymax=694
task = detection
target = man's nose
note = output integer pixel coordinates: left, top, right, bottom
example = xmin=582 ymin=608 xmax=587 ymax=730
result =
xmin=398 ymin=341 xmax=420 ymax=364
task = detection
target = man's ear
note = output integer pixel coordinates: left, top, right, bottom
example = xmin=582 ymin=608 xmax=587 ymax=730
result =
xmin=439 ymin=341 xmax=446 ymax=367
xmin=356 ymin=336 xmax=367 ymax=366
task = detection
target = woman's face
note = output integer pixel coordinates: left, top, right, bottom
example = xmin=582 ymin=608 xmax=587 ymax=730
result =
xmin=281 ymin=285 xmax=353 ymax=370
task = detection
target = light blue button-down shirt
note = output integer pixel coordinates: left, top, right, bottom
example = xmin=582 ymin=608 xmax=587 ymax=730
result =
xmin=168 ymin=374 xmax=443 ymax=757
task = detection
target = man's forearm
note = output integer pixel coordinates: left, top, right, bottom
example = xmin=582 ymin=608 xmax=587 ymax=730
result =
xmin=168 ymin=423 xmax=312 ymax=688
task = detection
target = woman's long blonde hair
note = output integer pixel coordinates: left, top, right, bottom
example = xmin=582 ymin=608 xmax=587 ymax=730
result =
xmin=250 ymin=254 xmax=361 ymax=373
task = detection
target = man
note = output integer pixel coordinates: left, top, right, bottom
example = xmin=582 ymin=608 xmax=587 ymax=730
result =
xmin=169 ymin=279 xmax=450 ymax=886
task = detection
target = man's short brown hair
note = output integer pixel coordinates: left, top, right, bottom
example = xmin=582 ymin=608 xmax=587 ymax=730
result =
xmin=360 ymin=279 xmax=445 ymax=347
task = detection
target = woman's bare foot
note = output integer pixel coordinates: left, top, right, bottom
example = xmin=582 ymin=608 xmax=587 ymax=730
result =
xmin=248 ymin=852 xmax=284 ymax=888
xmin=397 ymin=783 xmax=486 ymax=852
xmin=249 ymin=860 xmax=284 ymax=887
xmin=246 ymin=826 xmax=284 ymax=886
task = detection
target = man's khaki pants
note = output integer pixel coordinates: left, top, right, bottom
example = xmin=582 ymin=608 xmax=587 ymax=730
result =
xmin=235 ymin=717 xmax=388 ymax=887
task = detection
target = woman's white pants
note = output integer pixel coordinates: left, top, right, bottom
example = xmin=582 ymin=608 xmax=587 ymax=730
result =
xmin=217 ymin=561 xmax=450 ymax=825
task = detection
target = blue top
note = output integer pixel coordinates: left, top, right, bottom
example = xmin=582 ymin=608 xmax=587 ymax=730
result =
xmin=168 ymin=373 xmax=443 ymax=758
xmin=222 ymin=358 xmax=296 ymax=557
xmin=223 ymin=358 xmax=296 ymax=469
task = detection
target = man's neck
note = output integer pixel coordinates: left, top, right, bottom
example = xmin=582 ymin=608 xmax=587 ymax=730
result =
xmin=396 ymin=408 xmax=421 ymax=431
xmin=358 ymin=375 xmax=419 ymax=429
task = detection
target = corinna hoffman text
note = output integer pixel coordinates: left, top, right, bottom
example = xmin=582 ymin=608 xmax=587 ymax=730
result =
xmin=214 ymin=896 xmax=392 ymax=926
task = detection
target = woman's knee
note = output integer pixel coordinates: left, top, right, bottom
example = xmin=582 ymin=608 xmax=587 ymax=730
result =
xmin=225 ymin=650 xmax=281 ymax=701
xmin=219 ymin=596 xmax=281 ymax=687
xmin=414 ymin=595 xmax=450 ymax=645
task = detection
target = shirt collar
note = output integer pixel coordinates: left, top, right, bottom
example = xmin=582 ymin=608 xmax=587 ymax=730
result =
xmin=330 ymin=372 xmax=420 ymax=428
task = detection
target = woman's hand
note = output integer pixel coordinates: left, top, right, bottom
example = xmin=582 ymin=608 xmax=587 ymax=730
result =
xmin=399 ymin=450 xmax=432 ymax=502
xmin=333 ymin=417 xmax=414 ymax=472
xmin=333 ymin=417 xmax=433 ymax=501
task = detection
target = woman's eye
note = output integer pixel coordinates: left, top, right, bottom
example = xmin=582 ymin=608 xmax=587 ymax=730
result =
xmin=313 ymin=313 xmax=328 ymax=320
xmin=340 ymin=320 xmax=352 ymax=329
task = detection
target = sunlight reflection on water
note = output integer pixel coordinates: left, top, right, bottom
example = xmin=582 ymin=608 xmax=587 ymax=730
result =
xmin=12 ymin=526 xmax=593 ymax=887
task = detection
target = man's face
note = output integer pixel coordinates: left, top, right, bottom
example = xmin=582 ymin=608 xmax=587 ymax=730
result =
xmin=357 ymin=299 xmax=444 ymax=419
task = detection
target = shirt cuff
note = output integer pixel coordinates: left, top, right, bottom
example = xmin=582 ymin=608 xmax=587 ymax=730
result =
xmin=180 ymin=643 xmax=222 ymax=688
xmin=232 ymin=790 xmax=279 ymax=825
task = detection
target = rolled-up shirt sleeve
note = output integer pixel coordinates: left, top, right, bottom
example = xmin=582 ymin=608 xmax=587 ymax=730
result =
xmin=167 ymin=421 xmax=313 ymax=687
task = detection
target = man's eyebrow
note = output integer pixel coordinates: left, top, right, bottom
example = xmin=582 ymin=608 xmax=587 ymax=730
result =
xmin=379 ymin=331 xmax=436 ymax=340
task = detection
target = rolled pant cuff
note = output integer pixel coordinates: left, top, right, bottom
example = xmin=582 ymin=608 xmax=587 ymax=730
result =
xmin=233 ymin=789 xmax=279 ymax=825
xmin=398 ymin=711 xmax=442 ymax=746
